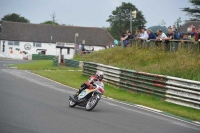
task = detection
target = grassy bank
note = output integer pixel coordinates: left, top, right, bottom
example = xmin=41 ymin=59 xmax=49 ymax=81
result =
xmin=74 ymin=47 xmax=200 ymax=81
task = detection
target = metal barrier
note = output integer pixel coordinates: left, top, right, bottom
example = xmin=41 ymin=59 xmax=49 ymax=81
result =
xmin=32 ymin=54 xmax=55 ymax=60
xmin=165 ymin=76 xmax=200 ymax=110
xmin=65 ymin=59 xmax=83 ymax=68
xmin=83 ymin=62 xmax=200 ymax=110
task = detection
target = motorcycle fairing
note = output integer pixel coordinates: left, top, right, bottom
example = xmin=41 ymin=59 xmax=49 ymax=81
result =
xmin=78 ymin=88 xmax=96 ymax=100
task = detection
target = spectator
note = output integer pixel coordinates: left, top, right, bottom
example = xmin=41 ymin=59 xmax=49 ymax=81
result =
xmin=78 ymin=44 xmax=82 ymax=49
xmin=121 ymin=32 xmax=126 ymax=40
xmin=82 ymin=45 xmax=85 ymax=51
xmin=78 ymin=44 xmax=82 ymax=53
xmin=163 ymin=28 xmax=174 ymax=51
xmin=121 ymin=32 xmax=128 ymax=47
xmin=155 ymin=29 xmax=168 ymax=46
xmin=138 ymin=28 xmax=149 ymax=40
xmin=134 ymin=29 xmax=141 ymax=38
xmin=114 ymin=39 xmax=118 ymax=45
xmin=157 ymin=29 xmax=167 ymax=40
xmin=106 ymin=45 xmax=109 ymax=49
xmin=172 ymin=25 xmax=177 ymax=31
xmin=126 ymin=31 xmax=134 ymax=46
xmin=109 ymin=42 xmax=113 ymax=48
xmin=127 ymin=31 xmax=134 ymax=40
xmin=191 ymin=24 xmax=195 ymax=36
xmin=187 ymin=26 xmax=192 ymax=34
xmin=147 ymin=29 xmax=156 ymax=40
xmin=194 ymin=29 xmax=199 ymax=42
xmin=81 ymin=45 xmax=86 ymax=54
xmin=92 ymin=47 xmax=94 ymax=51
xmin=145 ymin=29 xmax=156 ymax=48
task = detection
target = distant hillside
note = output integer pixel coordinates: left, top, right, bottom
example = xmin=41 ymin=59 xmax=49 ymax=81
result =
xmin=74 ymin=46 xmax=200 ymax=81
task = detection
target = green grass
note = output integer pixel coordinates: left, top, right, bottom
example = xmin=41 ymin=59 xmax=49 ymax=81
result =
xmin=9 ymin=60 xmax=81 ymax=70
xmin=74 ymin=46 xmax=200 ymax=81
xmin=32 ymin=70 xmax=200 ymax=122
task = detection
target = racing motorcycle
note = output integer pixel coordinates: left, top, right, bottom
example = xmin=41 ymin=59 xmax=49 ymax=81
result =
xmin=69 ymin=83 xmax=104 ymax=111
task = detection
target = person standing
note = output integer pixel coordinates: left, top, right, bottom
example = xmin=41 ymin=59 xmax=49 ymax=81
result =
xmin=163 ymin=29 xmax=174 ymax=51
xmin=114 ymin=39 xmax=119 ymax=46
xmin=147 ymin=29 xmax=156 ymax=40
xmin=92 ymin=47 xmax=94 ymax=51
xmin=126 ymin=31 xmax=134 ymax=46
xmin=78 ymin=44 xmax=82 ymax=53
xmin=187 ymin=26 xmax=192 ymax=34
xmin=155 ymin=29 xmax=168 ymax=47
xmin=138 ymin=28 xmax=149 ymax=40
xmin=146 ymin=29 xmax=156 ymax=48
xmin=137 ymin=28 xmax=148 ymax=47
xmin=134 ymin=30 xmax=141 ymax=38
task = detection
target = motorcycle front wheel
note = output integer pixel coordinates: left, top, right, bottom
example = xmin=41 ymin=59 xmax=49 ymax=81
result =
xmin=85 ymin=94 xmax=99 ymax=111
xmin=69 ymin=96 xmax=77 ymax=107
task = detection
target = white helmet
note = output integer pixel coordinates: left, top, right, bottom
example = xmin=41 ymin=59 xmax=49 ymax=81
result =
xmin=96 ymin=71 xmax=104 ymax=81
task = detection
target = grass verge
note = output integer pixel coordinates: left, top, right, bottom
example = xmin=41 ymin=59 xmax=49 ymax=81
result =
xmin=9 ymin=60 xmax=81 ymax=70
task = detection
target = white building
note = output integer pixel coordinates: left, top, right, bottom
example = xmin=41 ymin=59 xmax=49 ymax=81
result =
xmin=0 ymin=21 xmax=114 ymax=60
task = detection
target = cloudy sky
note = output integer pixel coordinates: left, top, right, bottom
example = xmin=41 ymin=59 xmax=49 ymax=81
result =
xmin=0 ymin=0 xmax=192 ymax=28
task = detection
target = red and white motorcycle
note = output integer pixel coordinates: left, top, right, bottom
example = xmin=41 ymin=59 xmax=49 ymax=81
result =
xmin=69 ymin=83 xmax=104 ymax=111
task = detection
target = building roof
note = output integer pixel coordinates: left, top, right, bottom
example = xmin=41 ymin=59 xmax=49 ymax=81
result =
xmin=180 ymin=21 xmax=200 ymax=33
xmin=1 ymin=21 xmax=114 ymax=46
xmin=147 ymin=25 xmax=168 ymax=33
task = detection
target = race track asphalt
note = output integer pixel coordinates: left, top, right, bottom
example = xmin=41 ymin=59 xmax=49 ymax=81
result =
xmin=0 ymin=59 xmax=199 ymax=133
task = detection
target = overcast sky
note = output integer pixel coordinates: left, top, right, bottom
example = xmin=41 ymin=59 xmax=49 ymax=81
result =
xmin=0 ymin=0 xmax=192 ymax=28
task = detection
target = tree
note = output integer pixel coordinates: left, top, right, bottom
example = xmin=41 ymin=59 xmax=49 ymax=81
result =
xmin=0 ymin=13 xmax=30 ymax=23
xmin=181 ymin=0 xmax=200 ymax=21
xmin=41 ymin=20 xmax=59 ymax=25
xmin=0 ymin=13 xmax=29 ymax=35
xmin=106 ymin=2 xmax=147 ymax=39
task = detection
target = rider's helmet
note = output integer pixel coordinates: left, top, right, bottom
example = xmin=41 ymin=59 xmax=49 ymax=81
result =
xmin=96 ymin=71 xmax=104 ymax=81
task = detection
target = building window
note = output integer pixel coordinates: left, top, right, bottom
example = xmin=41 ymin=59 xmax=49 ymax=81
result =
xmin=8 ymin=41 xmax=14 ymax=45
xmin=8 ymin=41 xmax=19 ymax=46
xmin=33 ymin=42 xmax=42 ymax=47
xmin=14 ymin=41 xmax=19 ymax=46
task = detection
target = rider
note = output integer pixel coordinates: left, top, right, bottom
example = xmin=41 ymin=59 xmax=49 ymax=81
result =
xmin=76 ymin=71 xmax=104 ymax=96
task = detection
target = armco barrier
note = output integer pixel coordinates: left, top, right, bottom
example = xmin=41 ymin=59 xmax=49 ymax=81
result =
xmin=32 ymin=54 xmax=55 ymax=60
xmin=83 ymin=62 xmax=200 ymax=110
xmin=65 ymin=59 xmax=83 ymax=68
